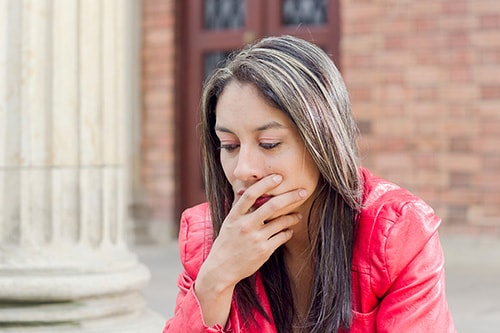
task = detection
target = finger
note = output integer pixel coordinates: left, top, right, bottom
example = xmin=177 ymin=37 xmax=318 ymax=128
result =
xmin=267 ymin=228 xmax=294 ymax=252
xmin=253 ymin=188 xmax=307 ymax=222
xmin=262 ymin=213 xmax=302 ymax=239
xmin=233 ymin=174 xmax=283 ymax=215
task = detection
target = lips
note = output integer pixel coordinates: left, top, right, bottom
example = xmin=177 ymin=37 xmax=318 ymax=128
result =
xmin=252 ymin=195 xmax=272 ymax=210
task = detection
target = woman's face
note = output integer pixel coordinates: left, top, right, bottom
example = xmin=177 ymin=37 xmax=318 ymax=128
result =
xmin=214 ymin=81 xmax=320 ymax=219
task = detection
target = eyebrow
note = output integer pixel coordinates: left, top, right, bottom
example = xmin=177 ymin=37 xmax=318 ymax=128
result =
xmin=215 ymin=121 xmax=287 ymax=133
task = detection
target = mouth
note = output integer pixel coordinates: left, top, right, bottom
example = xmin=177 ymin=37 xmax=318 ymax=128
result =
xmin=252 ymin=195 xmax=273 ymax=210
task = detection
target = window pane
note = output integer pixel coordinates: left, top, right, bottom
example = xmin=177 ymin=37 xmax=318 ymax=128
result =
xmin=282 ymin=0 xmax=328 ymax=26
xmin=203 ymin=51 xmax=232 ymax=81
xmin=204 ymin=0 xmax=245 ymax=30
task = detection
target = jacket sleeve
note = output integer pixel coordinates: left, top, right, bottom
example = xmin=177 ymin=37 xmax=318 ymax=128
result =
xmin=374 ymin=199 xmax=456 ymax=333
xmin=162 ymin=270 xmax=230 ymax=333
xmin=163 ymin=204 xmax=232 ymax=333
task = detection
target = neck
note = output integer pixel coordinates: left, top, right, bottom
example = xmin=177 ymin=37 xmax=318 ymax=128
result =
xmin=285 ymin=241 xmax=310 ymax=260
xmin=283 ymin=235 xmax=315 ymax=327
xmin=284 ymin=223 xmax=312 ymax=259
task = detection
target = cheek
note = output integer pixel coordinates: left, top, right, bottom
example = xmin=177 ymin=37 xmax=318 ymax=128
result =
xmin=300 ymin=158 xmax=321 ymax=192
xmin=219 ymin=156 xmax=234 ymax=181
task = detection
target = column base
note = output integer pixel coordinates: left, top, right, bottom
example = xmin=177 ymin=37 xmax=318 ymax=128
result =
xmin=0 ymin=309 xmax=166 ymax=333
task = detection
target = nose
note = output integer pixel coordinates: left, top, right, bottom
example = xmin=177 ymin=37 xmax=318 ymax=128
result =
xmin=233 ymin=145 xmax=264 ymax=181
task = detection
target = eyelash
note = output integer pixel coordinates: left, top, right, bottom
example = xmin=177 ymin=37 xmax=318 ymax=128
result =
xmin=218 ymin=142 xmax=281 ymax=152
xmin=260 ymin=142 xmax=280 ymax=150
xmin=218 ymin=144 xmax=238 ymax=152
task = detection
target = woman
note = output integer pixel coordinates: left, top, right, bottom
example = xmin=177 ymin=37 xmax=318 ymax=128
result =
xmin=164 ymin=35 xmax=455 ymax=332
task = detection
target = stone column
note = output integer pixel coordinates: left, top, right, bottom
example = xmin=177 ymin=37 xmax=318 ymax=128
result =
xmin=0 ymin=0 xmax=165 ymax=331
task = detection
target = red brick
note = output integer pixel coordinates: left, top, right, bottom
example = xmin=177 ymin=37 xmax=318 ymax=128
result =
xmin=473 ymin=64 xmax=500 ymax=83
xmin=442 ymin=119 xmax=481 ymax=137
xmin=448 ymin=31 xmax=470 ymax=48
xmin=479 ymin=14 xmax=500 ymax=29
xmin=359 ymin=136 xmax=412 ymax=152
xmin=473 ymin=173 xmax=500 ymax=192
xmin=412 ymin=2 xmax=441 ymax=16
xmin=416 ymin=171 xmax=448 ymax=188
xmin=343 ymin=54 xmax=375 ymax=68
xmin=443 ymin=189 xmax=482 ymax=206
xmin=439 ymin=84 xmax=479 ymax=101
xmin=481 ymin=85 xmax=500 ymax=99
xmin=470 ymin=1 xmax=500 ymax=15
xmin=143 ymin=0 xmax=171 ymax=14
xmin=144 ymin=30 xmax=173 ymax=45
xmin=473 ymin=137 xmax=500 ymax=153
xmin=447 ymin=206 xmax=469 ymax=225
xmin=439 ymin=16 xmax=474 ymax=31
xmin=441 ymin=0 xmax=468 ymax=14
xmin=414 ymin=137 xmax=447 ymax=152
xmin=440 ymin=153 xmax=482 ymax=172
xmin=448 ymin=67 xmax=471 ymax=82
xmin=412 ymin=17 xmax=438 ymax=32
xmin=450 ymin=137 xmax=472 ymax=152
xmin=348 ymin=85 xmax=373 ymax=102
xmin=415 ymin=152 xmax=440 ymax=169
xmin=471 ymin=30 xmax=500 ymax=49
xmin=341 ymin=0 xmax=500 ymax=232
xmin=141 ymin=0 xmax=177 ymax=230
xmin=482 ymin=155 xmax=500 ymax=170
xmin=451 ymin=50 xmax=472 ymax=65
xmin=373 ymin=152 xmax=413 ymax=170
xmin=406 ymin=66 xmax=444 ymax=85
xmin=412 ymin=87 xmax=437 ymax=101
xmin=481 ymin=120 xmax=500 ymax=135
xmin=483 ymin=190 xmax=500 ymax=206
xmin=382 ymin=68 xmax=405 ymax=84
xmin=407 ymin=102 xmax=448 ymax=119
xmin=449 ymin=171 xmax=472 ymax=188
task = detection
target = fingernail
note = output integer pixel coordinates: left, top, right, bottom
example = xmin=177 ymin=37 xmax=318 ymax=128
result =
xmin=298 ymin=189 xmax=307 ymax=197
xmin=273 ymin=175 xmax=283 ymax=183
xmin=297 ymin=213 xmax=303 ymax=220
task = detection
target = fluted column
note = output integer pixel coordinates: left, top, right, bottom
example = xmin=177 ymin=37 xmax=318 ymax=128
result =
xmin=0 ymin=0 xmax=164 ymax=331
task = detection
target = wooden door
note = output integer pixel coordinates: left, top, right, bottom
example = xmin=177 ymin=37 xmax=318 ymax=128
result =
xmin=177 ymin=0 xmax=340 ymax=215
xmin=266 ymin=0 xmax=341 ymax=65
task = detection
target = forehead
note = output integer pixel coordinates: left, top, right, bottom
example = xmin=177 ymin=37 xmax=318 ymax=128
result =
xmin=215 ymin=81 xmax=291 ymax=126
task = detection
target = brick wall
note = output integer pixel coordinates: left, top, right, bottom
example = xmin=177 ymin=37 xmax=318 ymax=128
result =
xmin=137 ymin=0 xmax=499 ymax=240
xmin=138 ymin=0 xmax=177 ymax=242
xmin=342 ymin=0 xmax=500 ymax=234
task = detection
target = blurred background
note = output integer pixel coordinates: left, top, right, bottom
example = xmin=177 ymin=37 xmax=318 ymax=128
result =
xmin=138 ymin=0 xmax=500 ymax=242
xmin=1 ymin=0 xmax=499 ymax=332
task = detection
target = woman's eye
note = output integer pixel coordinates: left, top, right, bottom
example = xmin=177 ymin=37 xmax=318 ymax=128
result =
xmin=219 ymin=144 xmax=239 ymax=152
xmin=260 ymin=142 xmax=280 ymax=150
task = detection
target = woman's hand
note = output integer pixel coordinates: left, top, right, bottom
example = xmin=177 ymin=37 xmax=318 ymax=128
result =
xmin=194 ymin=174 xmax=306 ymax=327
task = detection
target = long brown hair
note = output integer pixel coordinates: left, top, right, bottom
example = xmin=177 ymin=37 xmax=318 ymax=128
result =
xmin=200 ymin=35 xmax=362 ymax=333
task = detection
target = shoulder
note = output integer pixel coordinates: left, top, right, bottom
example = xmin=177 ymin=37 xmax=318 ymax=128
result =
xmin=354 ymin=168 xmax=442 ymax=288
xmin=178 ymin=202 xmax=213 ymax=279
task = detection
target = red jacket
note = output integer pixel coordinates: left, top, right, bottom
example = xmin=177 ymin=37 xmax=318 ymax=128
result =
xmin=164 ymin=168 xmax=456 ymax=332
